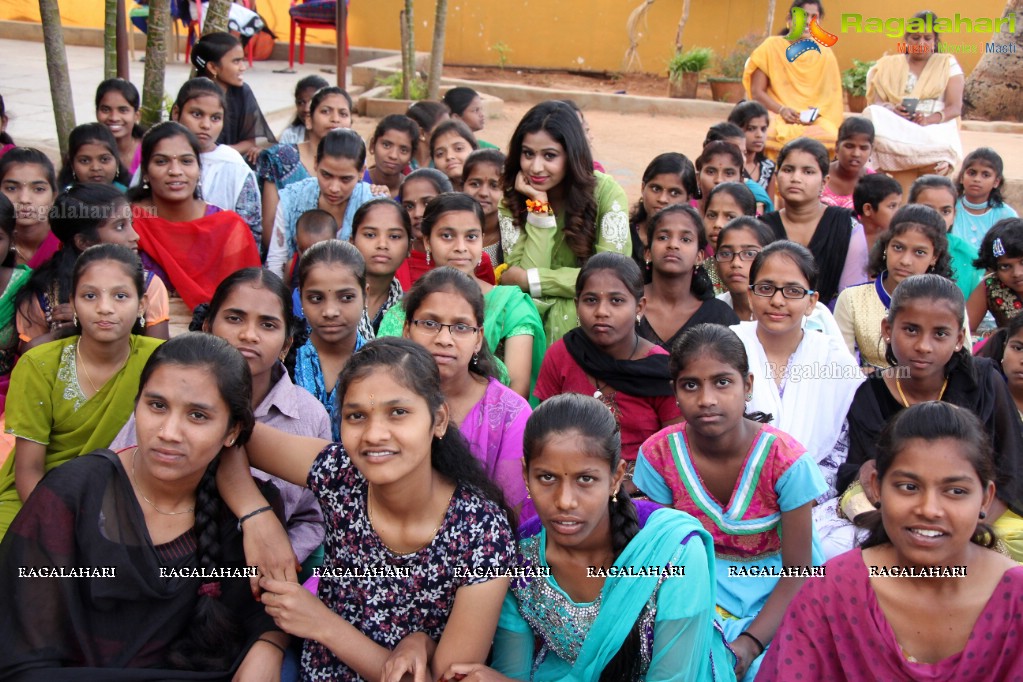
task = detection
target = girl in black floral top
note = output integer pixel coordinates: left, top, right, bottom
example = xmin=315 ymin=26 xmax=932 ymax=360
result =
xmin=218 ymin=338 xmax=515 ymax=682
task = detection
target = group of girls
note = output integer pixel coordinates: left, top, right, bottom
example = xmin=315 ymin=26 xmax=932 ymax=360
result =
xmin=4 ymin=36 xmax=1023 ymax=681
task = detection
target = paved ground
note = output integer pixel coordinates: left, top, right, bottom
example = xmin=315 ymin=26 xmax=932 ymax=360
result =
xmin=6 ymin=38 xmax=1023 ymax=205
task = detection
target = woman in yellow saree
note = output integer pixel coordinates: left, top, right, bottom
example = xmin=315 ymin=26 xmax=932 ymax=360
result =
xmin=743 ymin=0 xmax=843 ymax=157
xmin=0 ymin=244 xmax=161 ymax=538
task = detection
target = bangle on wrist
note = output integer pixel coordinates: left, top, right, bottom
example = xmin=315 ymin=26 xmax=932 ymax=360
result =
xmin=738 ymin=631 xmax=766 ymax=656
xmin=526 ymin=268 xmax=542 ymax=299
xmin=255 ymin=638 xmax=287 ymax=656
xmin=237 ymin=505 xmax=273 ymax=531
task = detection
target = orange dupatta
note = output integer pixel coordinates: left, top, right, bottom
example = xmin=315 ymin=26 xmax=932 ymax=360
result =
xmin=132 ymin=206 xmax=260 ymax=310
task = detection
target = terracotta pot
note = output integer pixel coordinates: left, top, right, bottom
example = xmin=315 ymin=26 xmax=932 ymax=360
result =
xmin=708 ymin=78 xmax=746 ymax=103
xmin=847 ymin=93 xmax=868 ymax=113
xmin=667 ymin=71 xmax=699 ymax=99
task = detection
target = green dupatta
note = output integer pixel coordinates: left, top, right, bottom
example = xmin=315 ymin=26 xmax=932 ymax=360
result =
xmin=0 ymin=335 xmax=162 ymax=536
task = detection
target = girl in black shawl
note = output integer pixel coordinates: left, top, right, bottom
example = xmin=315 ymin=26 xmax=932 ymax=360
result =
xmin=759 ymin=137 xmax=867 ymax=307
xmin=0 ymin=333 xmax=286 ymax=680
xmin=534 ymin=252 xmax=681 ymax=476
xmin=191 ymin=32 xmax=276 ymax=161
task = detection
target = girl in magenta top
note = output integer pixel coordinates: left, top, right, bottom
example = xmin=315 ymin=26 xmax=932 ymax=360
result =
xmin=534 ymin=252 xmax=680 ymax=464
xmin=760 ymin=401 xmax=1023 ymax=681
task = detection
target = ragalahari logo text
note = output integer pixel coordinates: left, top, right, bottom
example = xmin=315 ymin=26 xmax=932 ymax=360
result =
xmin=784 ymin=6 xmax=838 ymax=62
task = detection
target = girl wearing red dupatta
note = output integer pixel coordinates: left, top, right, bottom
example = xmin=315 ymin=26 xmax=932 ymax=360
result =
xmin=760 ymin=403 xmax=1023 ymax=682
xmin=130 ymin=122 xmax=259 ymax=311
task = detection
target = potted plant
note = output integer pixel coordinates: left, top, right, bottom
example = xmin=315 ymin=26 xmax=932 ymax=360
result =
xmin=708 ymin=33 xmax=760 ymax=104
xmin=667 ymin=47 xmax=713 ymax=99
xmin=842 ymin=59 xmax=875 ymax=113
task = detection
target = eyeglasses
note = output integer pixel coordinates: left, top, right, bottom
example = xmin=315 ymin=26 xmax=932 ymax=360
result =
xmin=750 ymin=283 xmax=816 ymax=299
xmin=715 ymin=249 xmax=761 ymax=263
xmin=410 ymin=319 xmax=481 ymax=337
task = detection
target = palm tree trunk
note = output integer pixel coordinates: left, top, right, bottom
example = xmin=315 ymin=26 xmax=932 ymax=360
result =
xmin=425 ymin=0 xmax=448 ymax=100
xmin=141 ymin=0 xmax=170 ymax=127
xmin=963 ymin=0 xmax=1023 ymax=121
xmin=38 ymin=0 xmax=76 ymax=157
xmin=104 ymin=0 xmax=118 ymax=79
xmin=116 ymin=0 xmax=130 ymax=79
xmin=401 ymin=1 xmax=415 ymax=99
xmin=202 ymin=0 xmax=232 ymax=36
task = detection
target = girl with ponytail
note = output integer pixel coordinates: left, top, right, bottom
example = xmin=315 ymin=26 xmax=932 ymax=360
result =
xmin=635 ymin=323 xmax=826 ymax=681
xmin=215 ymin=337 xmax=515 ymax=682
xmin=443 ymin=393 xmax=730 ymax=682
xmin=0 ymin=333 xmax=285 ymax=678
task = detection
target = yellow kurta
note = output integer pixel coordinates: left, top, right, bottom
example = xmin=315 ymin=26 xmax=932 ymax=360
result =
xmin=743 ymin=36 xmax=843 ymax=157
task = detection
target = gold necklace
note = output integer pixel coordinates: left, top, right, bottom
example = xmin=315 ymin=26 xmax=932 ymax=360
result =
xmin=367 ymin=485 xmax=445 ymax=556
xmin=131 ymin=448 xmax=195 ymax=516
xmin=895 ymin=375 xmax=949 ymax=408
xmin=77 ymin=340 xmax=130 ymax=395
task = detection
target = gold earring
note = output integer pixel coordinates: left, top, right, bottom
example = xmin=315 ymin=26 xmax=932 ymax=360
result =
xmin=611 ymin=489 xmax=619 ymax=503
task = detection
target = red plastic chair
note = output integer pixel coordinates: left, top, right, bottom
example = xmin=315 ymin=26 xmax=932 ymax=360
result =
xmin=289 ymin=0 xmax=338 ymax=69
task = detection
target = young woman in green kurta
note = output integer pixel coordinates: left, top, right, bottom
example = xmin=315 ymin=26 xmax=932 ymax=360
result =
xmin=498 ymin=101 xmax=631 ymax=345
xmin=0 ymin=244 xmax=161 ymax=538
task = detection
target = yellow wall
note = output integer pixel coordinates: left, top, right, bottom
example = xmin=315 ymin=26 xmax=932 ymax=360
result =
xmin=2 ymin=0 xmax=1007 ymax=76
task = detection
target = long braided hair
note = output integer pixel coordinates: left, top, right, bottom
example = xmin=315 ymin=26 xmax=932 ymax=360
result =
xmin=141 ymin=334 xmax=256 ymax=671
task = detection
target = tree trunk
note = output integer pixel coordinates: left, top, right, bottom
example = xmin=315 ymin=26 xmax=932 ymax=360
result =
xmin=104 ymin=0 xmax=118 ymax=79
xmin=116 ymin=0 xmax=130 ymax=79
xmin=202 ymin=0 xmax=232 ymax=36
xmin=141 ymin=0 xmax=170 ymax=127
xmin=400 ymin=1 xmax=415 ymax=99
xmin=38 ymin=0 xmax=76 ymax=158
xmin=623 ymin=0 xmax=656 ymax=72
xmin=674 ymin=0 xmax=692 ymax=53
xmin=962 ymin=0 xmax=1023 ymax=121
xmin=425 ymin=0 xmax=448 ymax=100
xmin=764 ymin=0 xmax=778 ymax=38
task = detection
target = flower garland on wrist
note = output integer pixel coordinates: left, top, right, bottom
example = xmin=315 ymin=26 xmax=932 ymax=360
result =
xmin=526 ymin=199 xmax=553 ymax=215
xmin=493 ymin=263 xmax=510 ymax=284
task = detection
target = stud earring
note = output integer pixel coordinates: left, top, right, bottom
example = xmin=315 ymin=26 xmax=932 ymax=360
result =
xmin=425 ymin=250 xmax=431 ymax=266
xmin=873 ymin=501 xmax=881 ymax=509
xmin=980 ymin=511 xmax=987 ymax=520
xmin=745 ymin=393 xmax=752 ymax=402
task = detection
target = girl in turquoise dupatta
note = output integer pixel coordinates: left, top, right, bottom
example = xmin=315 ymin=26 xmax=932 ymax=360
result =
xmin=379 ymin=193 xmax=545 ymax=401
xmin=0 ymin=244 xmax=162 ymax=538
xmin=442 ymin=394 xmax=733 ymax=682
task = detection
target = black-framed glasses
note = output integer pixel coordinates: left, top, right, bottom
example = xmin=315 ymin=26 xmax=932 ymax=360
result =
xmin=410 ymin=319 xmax=480 ymax=337
xmin=750 ymin=283 xmax=816 ymax=299
xmin=715 ymin=249 xmax=761 ymax=263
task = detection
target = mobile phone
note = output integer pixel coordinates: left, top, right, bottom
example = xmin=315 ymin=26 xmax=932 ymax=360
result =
xmin=800 ymin=107 xmax=820 ymax=124
xmin=901 ymin=98 xmax=919 ymax=116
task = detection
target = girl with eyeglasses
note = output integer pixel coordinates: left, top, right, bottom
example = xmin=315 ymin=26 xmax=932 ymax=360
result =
xmin=731 ymin=241 xmax=863 ymax=502
xmin=637 ymin=205 xmax=738 ymax=351
xmin=535 ymin=252 xmax=680 ymax=486
xmin=400 ymin=267 xmax=532 ymax=517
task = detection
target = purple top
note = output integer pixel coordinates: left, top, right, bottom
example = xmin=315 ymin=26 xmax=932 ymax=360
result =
xmin=459 ymin=378 xmax=532 ymax=517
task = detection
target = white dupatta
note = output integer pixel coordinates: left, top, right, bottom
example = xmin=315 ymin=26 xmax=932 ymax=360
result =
xmin=731 ymin=321 xmax=863 ymax=494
